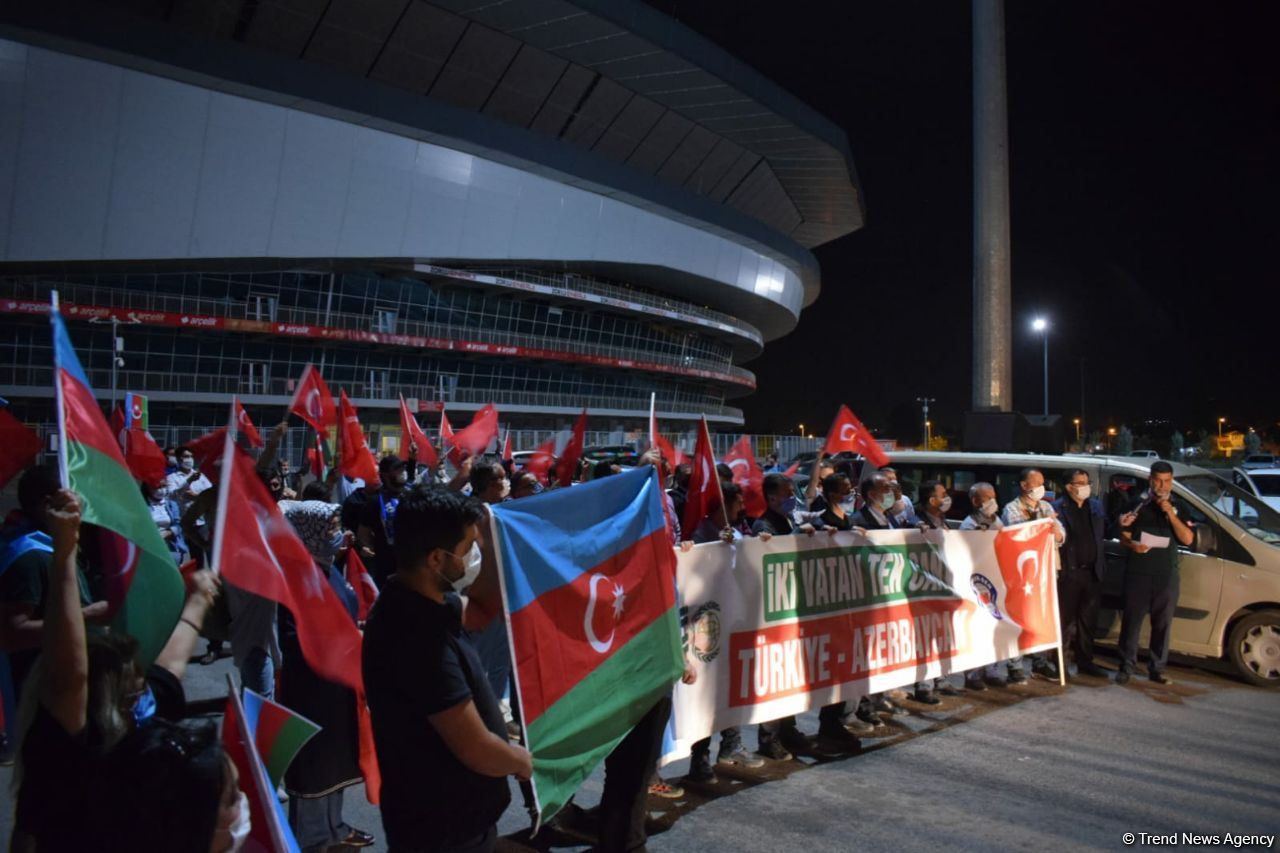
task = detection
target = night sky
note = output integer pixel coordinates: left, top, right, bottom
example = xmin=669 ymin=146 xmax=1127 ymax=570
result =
xmin=646 ymin=1 xmax=1279 ymax=444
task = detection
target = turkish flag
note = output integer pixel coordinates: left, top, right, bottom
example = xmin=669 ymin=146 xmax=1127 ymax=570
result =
xmin=682 ymin=417 xmax=724 ymax=534
xmin=501 ymin=429 xmax=513 ymax=462
xmin=109 ymin=405 xmax=126 ymax=445
xmin=338 ymin=391 xmax=379 ymax=485
xmin=213 ymin=442 xmax=381 ymax=803
xmin=782 ymin=460 xmax=800 ymax=478
xmin=0 ymin=408 xmax=42 ymax=490
xmin=123 ymin=427 xmax=168 ymax=489
xmin=453 ymin=403 xmax=499 ymax=458
xmin=823 ymin=404 xmax=890 ymax=467
xmin=305 ymin=434 xmax=325 ymax=479
xmin=235 ymin=399 xmax=263 ymax=448
xmin=555 ymin=410 xmax=587 ymax=487
xmin=288 ymin=365 xmax=337 ymax=439
xmin=524 ymin=436 xmax=556 ymax=484
xmin=185 ymin=427 xmax=228 ymax=483
xmin=647 ymin=397 xmax=687 ymax=467
xmin=993 ymin=520 xmax=1062 ymax=651
xmin=439 ymin=411 xmax=462 ymax=468
xmin=398 ymin=396 xmax=437 ymax=468
xmin=344 ymin=548 xmax=379 ymax=624
xmin=721 ymin=435 xmax=766 ymax=517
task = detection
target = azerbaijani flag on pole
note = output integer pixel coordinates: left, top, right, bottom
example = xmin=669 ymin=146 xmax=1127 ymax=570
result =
xmin=50 ymin=293 xmax=184 ymax=665
xmin=491 ymin=465 xmax=683 ymax=825
xmin=242 ymin=686 xmax=322 ymax=790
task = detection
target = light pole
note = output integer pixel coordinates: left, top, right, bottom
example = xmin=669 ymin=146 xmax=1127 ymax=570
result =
xmin=915 ymin=397 xmax=935 ymax=449
xmin=1032 ymin=317 xmax=1049 ymax=416
xmin=1073 ymin=417 xmax=1082 ymax=445
xmin=1107 ymin=426 xmax=1117 ymax=453
xmin=1218 ymin=417 xmax=1226 ymax=439
xmin=925 ymin=420 xmax=933 ymax=448
xmin=798 ymin=423 xmax=805 ymax=437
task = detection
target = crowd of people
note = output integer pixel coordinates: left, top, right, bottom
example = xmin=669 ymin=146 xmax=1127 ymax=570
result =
xmin=0 ymin=422 xmax=1194 ymax=852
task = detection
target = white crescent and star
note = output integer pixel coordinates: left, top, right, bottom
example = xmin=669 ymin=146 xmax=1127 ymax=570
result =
xmin=305 ymin=389 xmax=323 ymax=420
xmin=839 ymin=423 xmax=855 ymax=442
xmin=584 ymin=573 xmax=627 ymax=654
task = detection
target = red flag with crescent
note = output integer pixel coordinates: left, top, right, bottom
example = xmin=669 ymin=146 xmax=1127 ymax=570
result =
xmin=682 ymin=417 xmax=725 ymax=534
xmin=823 ymin=404 xmax=889 ymax=467
xmin=721 ymin=435 xmax=766 ymax=517
xmin=288 ymin=365 xmax=337 ymax=439
xmin=555 ymin=410 xmax=587 ymax=487
xmin=235 ymin=399 xmax=264 ymax=448
xmin=398 ymin=396 xmax=437 ymax=468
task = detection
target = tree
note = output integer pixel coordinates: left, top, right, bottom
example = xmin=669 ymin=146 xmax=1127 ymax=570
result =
xmin=1116 ymin=425 xmax=1134 ymax=457
xmin=1171 ymin=430 xmax=1185 ymax=457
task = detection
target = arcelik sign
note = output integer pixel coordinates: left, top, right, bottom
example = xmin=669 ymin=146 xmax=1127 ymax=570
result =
xmin=665 ymin=520 xmax=1061 ymax=760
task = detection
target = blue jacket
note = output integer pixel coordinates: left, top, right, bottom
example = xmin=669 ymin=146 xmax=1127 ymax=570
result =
xmin=1052 ymin=496 xmax=1108 ymax=580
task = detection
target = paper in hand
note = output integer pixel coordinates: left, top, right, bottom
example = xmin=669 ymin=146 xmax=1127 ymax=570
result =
xmin=1139 ymin=531 xmax=1171 ymax=550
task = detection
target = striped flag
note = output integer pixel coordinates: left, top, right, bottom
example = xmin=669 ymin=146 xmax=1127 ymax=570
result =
xmin=50 ymin=294 xmax=184 ymax=665
xmin=242 ymin=687 xmax=322 ymax=790
xmin=222 ymin=678 xmax=300 ymax=853
xmin=491 ymin=466 xmax=683 ymax=824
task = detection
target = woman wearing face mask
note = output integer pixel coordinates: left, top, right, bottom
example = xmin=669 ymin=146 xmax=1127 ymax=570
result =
xmin=278 ymin=501 xmax=377 ymax=853
xmin=143 ymin=480 xmax=189 ymax=564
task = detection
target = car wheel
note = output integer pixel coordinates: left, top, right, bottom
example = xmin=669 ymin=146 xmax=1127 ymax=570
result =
xmin=1227 ymin=611 xmax=1280 ymax=688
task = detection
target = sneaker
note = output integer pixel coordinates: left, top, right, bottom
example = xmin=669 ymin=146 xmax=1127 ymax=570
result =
xmin=1115 ymin=669 xmax=1131 ymax=685
xmin=648 ymin=779 xmax=684 ymax=799
xmin=983 ymin=673 xmax=1008 ymax=688
xmin=843 ymin=716 xmax=877 ymax=736
xmin=815 ymin=728 xmax=860 ymax=755
xmin=757 ymin=740 xmax=792 ymax=761
xmin=937 ymin=680 xmax=964 ymax=696
xmin=1149 ymin=672 xmax=1174 ymax=685
xmin=685 ymin=756 xmax=717 ymax=784
xmin=854 ymin=706 xmax=885 ymax=728
xmin=717 ymin=747 xmax=766 ymax=768
xmin=913 ymin=689 xmax=942 ymax=705
xmin=1007 ymin=668 xmax=1028 ymax=684
xmin=1032 ymin=660 xmax=1060 ymax=680
xmin=872 ymin=696 xmax=901 ymax=715
xmin=965 ymin=676 xmax=988 ymax=692
xmin=778 ymin=728 xmax=812 ymax=756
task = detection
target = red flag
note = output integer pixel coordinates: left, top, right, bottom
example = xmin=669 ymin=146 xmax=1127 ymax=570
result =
xmin=501 ymin=429 xmax=513 ymax=463
xmin=221 ymin=684 xmax=297 ymax=853
xmin=555 ymin=410 xmax=587 ymax=487
xmin=398 ymin=396 xmax=437 ymax=468
xmin=288 ymin=365 xmax=337 ymax=439
xmin=345 ymin=548 xmax=378 ymax=623
xmin=647 ymin=396 xmax=687 ymax=468
xmin=524 ymin=436 xmax=556 ymax=484
xmin=682 ymin=417 xmax=726 ymax=534
xmin=213 ymin=439 xmax=381 ymax=803
xmin=0 ymin=408 xmax=41 ymax=490
xmin=109 ymin=405 xmax=126 ymax=443
xmin=439 ymin=411 xmax=462 ymax=468
xmin=338 ymin=392 xmax=379 ymax=484
xmin=453 ymin=403 xmax=499 ymax=458
xmin=184 ymin=427 xmax=227 ymax=483
xmin=782 ymin=459 xmax=800 ymax=478
xmin=823 ymin=404 xmax=890 ymax=468
xmin=123 ymin=427 xmax=167 ymax=490
xmin=994 ymin=520 xmax=1062 ymax=651
xmin=305 ymin=434 xmax=325 ymax=479
xmin=236 ymin=399 xmax=264 ymax=448
xmin=721 ymin=435 xmax=766 ymax=518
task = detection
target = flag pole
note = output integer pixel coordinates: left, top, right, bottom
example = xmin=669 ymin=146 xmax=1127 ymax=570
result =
xmin=49 ymin=291 xmax=69 ymax=488
xmin=210 ymin=398 xmax=238 ymax=578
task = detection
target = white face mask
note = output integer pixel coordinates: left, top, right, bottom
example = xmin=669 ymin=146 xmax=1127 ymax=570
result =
xmin=937 ymin=496 xmax=953 ymax=513
xmin=498 ymin=479 xmax=511 ymax=500
xmin=179 ymin=456 xmax=195 ymax=471
xmin=1069 ymin=484 xmax=1091 ymax=500
xmin=223 ymin=790 xmax=250 ymax=853
xmin=441 ymin=541 xmax=483 ymax=592
xmin=1025 ymin=485 xmax=1045 ymax=503
xmin=981 ymin=498 xmax=999 ymax=518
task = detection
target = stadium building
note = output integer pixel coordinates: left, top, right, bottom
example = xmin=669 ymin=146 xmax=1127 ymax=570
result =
xmin=0 ymin=0 xmax=862 ymax=448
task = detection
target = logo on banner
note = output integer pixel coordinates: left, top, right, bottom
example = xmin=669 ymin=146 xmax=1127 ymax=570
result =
xmin=970 ymin=573 xmax=1003 ymax=620
xmin=688 ymin=602 xmax=722 ymax=663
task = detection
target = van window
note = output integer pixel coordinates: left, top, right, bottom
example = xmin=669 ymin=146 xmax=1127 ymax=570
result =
xmin=1180 ymin=474 xmax=1280 ymax=549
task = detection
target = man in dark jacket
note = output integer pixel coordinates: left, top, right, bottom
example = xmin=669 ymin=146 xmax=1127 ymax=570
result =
xmin=1052 ymin=469 xmax=1111 ymax=679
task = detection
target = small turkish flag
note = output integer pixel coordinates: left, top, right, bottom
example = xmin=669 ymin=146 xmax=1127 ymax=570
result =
xmin=398 ymin=396 xmax=437 ymax=468
xmin=288 ymin=365 xmax=337 ymax=439
xmin=721 ymin=435 xmax=766 ymax=517
xmin=823 ymin=404 xmax=889 ymax=467
xmin=338 ymin=391 xmax=379 ymax=484
xmin=235 ymin=399 xmax=263 ymax=448
xmin=682 ymin=417 xmax=724 ymax=534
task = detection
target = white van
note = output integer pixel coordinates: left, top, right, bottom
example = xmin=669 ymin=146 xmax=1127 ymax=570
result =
xmin=879 ymin=451 xmax=1280 ymax=686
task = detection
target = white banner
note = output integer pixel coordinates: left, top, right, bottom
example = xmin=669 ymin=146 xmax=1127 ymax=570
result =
xmin=665 ymin=520 xmax=1061 ymax=760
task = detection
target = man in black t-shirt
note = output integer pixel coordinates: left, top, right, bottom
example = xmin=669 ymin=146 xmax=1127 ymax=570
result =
xmin=1115 ymin=461 xmax=1195 ymax=685
xmin=363 ymin=484 xmax=532 ymax=853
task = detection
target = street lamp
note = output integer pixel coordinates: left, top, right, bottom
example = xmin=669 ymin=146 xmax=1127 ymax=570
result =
xmin=1032 ymin=317 xmax=1049 ymax=417
xmin=925 ymin=420 xmax=933 ymax=448
xmin=798 ymin=423 xmax=805 ymax=437
xmin=1107 ymin=426 xmax=1117 ymax=453
xmin=1073 ymin=417 xmax=1082 ymax=443
xmin=1218 ymin=417 xmax=1226 ymax=438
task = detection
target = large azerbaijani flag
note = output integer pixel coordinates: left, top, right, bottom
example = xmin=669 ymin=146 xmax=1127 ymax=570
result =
xmin=491 ymin=465 xmax=683 ymax=824
xmin=50 ymin=294 xmax=185 ymax=665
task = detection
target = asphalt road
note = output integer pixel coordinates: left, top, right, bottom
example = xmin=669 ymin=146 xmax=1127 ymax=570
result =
xmin=4 ymin=649 xmax=1278 ymax=852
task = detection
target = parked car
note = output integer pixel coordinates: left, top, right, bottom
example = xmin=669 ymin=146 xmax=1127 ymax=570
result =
xmin=885 ymin=450 xmax=1280 ymax=687
xmin=1127 ymin=449 xmax=1160 ymax=460
xmin=1232 ymin=467 xmax=1280 ymax=513
xmin=582 ymin=445 xmax=640 ymax=467
xmin=1241 ymin=453 xmax=1278 ymax=470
